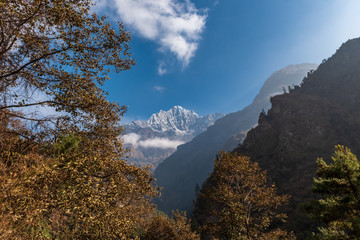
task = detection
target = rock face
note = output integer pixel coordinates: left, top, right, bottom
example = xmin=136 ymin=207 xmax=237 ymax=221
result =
xmin=154 ymin=63 xmax=317 ymax=215
xmin=123 ymin=106 xmax=224 ymax=168
xmin=193 ymin=38 xmax=360 ymax=238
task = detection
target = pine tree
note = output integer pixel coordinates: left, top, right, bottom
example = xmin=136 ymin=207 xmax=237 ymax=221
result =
xmin=308 ymin=145 xmax=360 ymax=239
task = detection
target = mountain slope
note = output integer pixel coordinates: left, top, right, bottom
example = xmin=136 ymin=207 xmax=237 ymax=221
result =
xmin=193 ymin=38 xmax=360 ymax=238
xmin=123 ymin=106 xmax=224 ymax=168
xmin=154 ymin=63 xmax=318 ymax=214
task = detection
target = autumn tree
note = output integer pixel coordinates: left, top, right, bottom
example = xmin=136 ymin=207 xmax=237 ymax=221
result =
xmin=199 ymin=151 xmax=294 ymax=240
xmin=142 ymin=211 xmax=200 ymax=240
xmin=0 ymin=0 xmax=158 ymax=239
xmin=307 ymin=145 xmax=360 ymax=239
xmin=0 ymin=0 xmax=134 ymax=139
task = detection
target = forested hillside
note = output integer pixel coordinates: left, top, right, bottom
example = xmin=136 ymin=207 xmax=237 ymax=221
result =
xmin=0 ymin=1 xmax=197 ymax=239
xmin=2 ymin=1 xmax=360 ymax=239
xmin=155 ymin=64 xmax=317 ymax=215
xmin=193 ymin=37 xmax=360 ymax=239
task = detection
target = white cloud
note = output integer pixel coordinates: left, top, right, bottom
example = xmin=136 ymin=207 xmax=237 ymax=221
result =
xmin=139 ymin=138 xmax=185 ymax=149
xmin=153 ymin=85 xmax=166 ymax=92
xmin=123 ymin=133 xmax=141 ymax=146
xmin=106 ymin=0 xmax=207 ymax=68
xmin=158 ymin=62 xmax=167 ymax=75
xmin=123 ymin=133 xmax=184 ymax=149
xmin=92 ymin=0 xmax=108 ymax=11
xmin=5 ymin=86 xmax=61 ymax=122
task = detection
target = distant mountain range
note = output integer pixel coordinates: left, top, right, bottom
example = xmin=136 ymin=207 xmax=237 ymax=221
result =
xmin=193 ymin=38 xmax=360 ymax=238
xmin=123 ymin=106 xmax=224 ymax=168
xmin=154 ymin=63 xmax=318 ymax=215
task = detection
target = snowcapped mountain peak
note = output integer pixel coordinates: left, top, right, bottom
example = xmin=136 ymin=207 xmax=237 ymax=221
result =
xmin=147 ymin=106 xmax=200 ymax=132
xmin=126 ymin=106 xmax=224 ymax=134
xmin=123 ymin=106 xmax=225 ymax=168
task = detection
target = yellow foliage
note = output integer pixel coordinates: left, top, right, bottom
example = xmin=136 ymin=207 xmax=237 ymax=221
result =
xmin=200 ymin=151 xmax=294 ymax=240
xmin=0 ymin=0 xmax=157 ymax=239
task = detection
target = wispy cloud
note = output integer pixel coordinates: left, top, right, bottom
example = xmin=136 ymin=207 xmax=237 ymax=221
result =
xmin=106 ymin=0 xmax=207 ymax=70
xmin=158 ymin=62 xmax=167 ymax=75
xmin=123 ymin=133 xmax=141 ymax=146
xmin=123 ymin=133 xmax=184 ymax=149
xmin=153 ymin=85 xmax=166 ymax=93
xmin=139 ymin=137 xmax=184 ymax=149
xmin=6 ymin=87 xmax=60 ymax=120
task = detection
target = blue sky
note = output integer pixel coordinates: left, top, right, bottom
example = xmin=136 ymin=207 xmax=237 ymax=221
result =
xmin=95 ymin=0 xmax=360 ymax=122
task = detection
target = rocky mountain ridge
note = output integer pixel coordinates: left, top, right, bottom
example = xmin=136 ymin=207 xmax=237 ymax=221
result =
xmin=192 ymin=38 xmax=360 ymax=238
xmin=127 ymin=106 xmax=224 ymax=135
xmin=124 ymin=106 xmax=224 ymax=168
xmin=154 ymin=63 xmax=318 ymax=214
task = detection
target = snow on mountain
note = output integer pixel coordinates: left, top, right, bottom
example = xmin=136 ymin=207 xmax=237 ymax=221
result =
xmin=154 ymin=63 xmax=319 ymax=215
xmin=147 ymin=106 xmax=199 ymax=132
xmin=127 ymin=106 xmax=223 ymax=135
xmin=123 ymin=106 xmax=224 ymax=168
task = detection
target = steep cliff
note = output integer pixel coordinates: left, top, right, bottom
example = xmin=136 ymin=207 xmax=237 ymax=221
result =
xmin=193 ymin=38 xmax=360 ymax=238
xmin=154 ymin=63 xmax=317 ymax=214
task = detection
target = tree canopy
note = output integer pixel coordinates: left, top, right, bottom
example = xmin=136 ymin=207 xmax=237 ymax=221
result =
xmin=142 ymin=211 xmax=200 ymax=240
xmin=198 ymin=151 xmax=293 ymax=240
xmin=0 ymin=0 xmax=135 ymax=140
xmin=307 ymin=145 xmax=360 ymax=239
xmin=0 ymin=1 xmax=159 ymax=239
